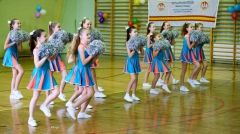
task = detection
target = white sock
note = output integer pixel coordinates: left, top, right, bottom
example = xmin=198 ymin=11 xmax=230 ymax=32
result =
xmin=29 ymin=117 xmax=34 ymax=120
xmin=132 ymin=94 xmax=136 ymax=97
xmin=126 ymin=93 xmax=130 ymax=96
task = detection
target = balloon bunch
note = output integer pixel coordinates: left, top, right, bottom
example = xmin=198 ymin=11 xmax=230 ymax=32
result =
xmin=35 ymin=5 xmax=47 ymax=18
xmin=227 ymin=4 xmax=240 ymax=20
xmin=128 ymin=18 xmax=139 ymax=29
xmin=134 ymin=0 xmax=146 ymax=5
xmin=98 ymin=11 xmax=108 ymax=23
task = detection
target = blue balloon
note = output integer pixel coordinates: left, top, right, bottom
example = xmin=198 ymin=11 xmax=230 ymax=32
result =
xmin=36 ymin=5 xmax=42 ymax=12
xmin=234 ymin=4 xmax=240 ymax=11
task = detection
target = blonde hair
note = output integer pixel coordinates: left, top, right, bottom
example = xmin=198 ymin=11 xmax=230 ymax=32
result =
xmin=48 ymin=21 xmax=58 ymax=36
xmin=80 ymin=18 xmax=92 ymax=29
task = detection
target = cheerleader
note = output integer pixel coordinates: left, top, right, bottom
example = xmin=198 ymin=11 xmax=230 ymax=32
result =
xmin=27 ymin=29 xmax=60 ymax=126
xmin=123 ymin=26 xmax=143 ymax=102
xmin=2 ymin=19 xmax=24 ymax=100
xmin=192 ymin=22 xmax=209 ymax=83
xmin=66 ymin=28 xmax=95 ymax=119
xmin=143 ymin=22 xmax=155 ymax=87
xmin=159 ymin=22 xmax=179 ymax=85
xmin=80 ymin=17 xmax=106 ymax=98
xmin=180 ymin=23 xmax=200 ymax=91
xmin=48 ymin=21 xmax=67 ymax=102
xmin=150 ymin=32 xmax=171 ymax=94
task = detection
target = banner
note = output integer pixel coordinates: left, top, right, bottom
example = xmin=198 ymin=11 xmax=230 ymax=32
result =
xmin=148 ymin=0 xmax=219 ymax=28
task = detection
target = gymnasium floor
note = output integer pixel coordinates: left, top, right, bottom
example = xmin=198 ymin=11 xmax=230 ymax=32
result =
xmin=0 ymin=55 xmax=240 ymax=134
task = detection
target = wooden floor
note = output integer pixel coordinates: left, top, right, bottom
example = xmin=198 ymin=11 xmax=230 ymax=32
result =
xmin=0 ymin=55 xmax=240 ymax=134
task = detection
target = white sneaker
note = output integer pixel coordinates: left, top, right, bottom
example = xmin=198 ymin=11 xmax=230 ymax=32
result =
xmin=77 ymin=113 xmax=92 ymax=119
xmin=156 ymin=81 xmax=164 ymax=86
xmin=143 ymin=83 xmax=151 ymax=87
xmin=50 ymin=101 xmax=54 ymax=105
xmin=58 ymin=93 xmax=66 ymax=101
xmin=67 ymin=107 xmax=76 ymax=120
xmin=180 ymin=86 xmax=189 ymax=92
xmin=162 ymin=84 xmax=171 ymax=93
xmin=94 ymin=92 xmax=106 ymax=98
xmin=87 ymin=104 xmax=93 ymax=109
xmin=132 ymin=95 xmax=140 ymax=101
xmin=200 ymin=78 xmax=209 ymax=83
xmin=124 ymin=94 xmax=133 ymax=102
xmin=65 ymin=101 xmax=73 ymax=107
xmin=40 ymin=105 xmax=51 ymax=117
xmin=13 ymin=90 xmax=23 ymax=98
xmin=193 ymin=80 xmax=201 ymax=85
xmin=150 ymin=89 xmax=159 ymax=94
xmin=172 ymin=79 xmax=180 ymax=85
xmin=187 ymin=78 xmax=196 ymax=87
xmin=98 ymin=86 xmax=104 ymax=92
xmin=158 ymin=79 xmax=164 ymax=83
xmin=28 ymin=119 xmax=37 ymax=127
xmin=10 ymin=94 xmax=20 ymax=100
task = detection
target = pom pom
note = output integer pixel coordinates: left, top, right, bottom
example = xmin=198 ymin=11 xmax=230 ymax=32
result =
xmin=161 ymin=30 xmax=173 ymax=40
xmin=38 ymin=43 xmax=58 ymax=58
xmin=67 ymin=32 xmax=73 ymax=43
xmin=127 ymin=36 xmax=140 ymax=51
xmin=52 ymin=30 xmax=72 ymax=43
xmin=9 ymin=30 xmax=22 ymax=43
xmin=171 ymin=29 xmax=179 ymax=39
xmin=48 ymin=39 xmax=65 ymax=53
xmin=190 ymin=30 xmax=201 ymax=43
xmin=90 ymin=28 xmax=104 ymax=42
xmin=19 ymin=30 xmax=29 ymax=42
xmin=86 ymin=40 xmax=106 ymax=56
xmin=199 ymin=33 xmax=210 ymax=44
xmin=137 ymin=34 xmax=147 ymax=46
xmin=152 ymin=39 xmax=170 ymax=51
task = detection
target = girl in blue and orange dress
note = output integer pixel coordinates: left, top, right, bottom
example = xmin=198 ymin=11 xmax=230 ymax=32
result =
xmin=179 ymin=23 xmax=200 ymax=92
xmin=150 ymin=32 xmax=171 ymax=94
xmin=143 ymin=22 xmax=155 ymax=87
xmin=80 ymin=18 xmax=106 ymax=98
xmin=27 ymin=29 xmax=60 ymax=127
xmin=123 ymin=26 xmax=144 ymax=102
xmin=2 ymin=19 xmax=24 ymax=100
xmin=47 ymin=22 xmax=67 ymax=102
xmin=159 ymin=22 xmax=179 ymax=85
xmin=66 ymin=28 xmax=96 ymax=120
xmin=192 ymin=22 xmax=209 ymax=83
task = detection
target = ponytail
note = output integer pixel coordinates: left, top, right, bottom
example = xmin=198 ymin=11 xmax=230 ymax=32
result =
xmin=9 ymin=18 xmax=18 ymax=30
xmin=67 ymin=29 xmax=81 ymax=64
xmin=48 ymin=21 xmax=58 ymax=36
xmin=126 ymin=26 xmax=136 ymax=42
xmin=28 ymin=29 xmax=45 ymax=55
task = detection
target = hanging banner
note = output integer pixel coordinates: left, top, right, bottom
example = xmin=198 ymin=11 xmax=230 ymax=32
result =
xmin=148 ymin=0 xmax=219 ymax=28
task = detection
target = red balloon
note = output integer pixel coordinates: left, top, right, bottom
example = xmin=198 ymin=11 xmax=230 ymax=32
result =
xmin=231 ymin=11 xmax=238 ymax=20
xmin=128 ymin=21 xmax=133 ymax=26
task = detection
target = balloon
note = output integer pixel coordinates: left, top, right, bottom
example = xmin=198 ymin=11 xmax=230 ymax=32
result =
xmin=140 ymin=0 xmax=145 ymax=4
xmin=35 ymin=12 xmax=41 ymax=18
xmin=227 ymin=7 xmax=234 ymax=13
xmin=99 ymin=17 xmax=105 ymax=23
xmin=40 ymin=9 xmax=47 ymax=15
xmin=134 ymin=0 xmax=140 ymax=5
xmin=103 ymin=13 xmax=108 ymax=18
xmin=98 ymin=11 xmax=103 ymax=17
xmin=234 ymin=4 xmax=240 ymax=11
xmin=231 ymin=11 xmax=238 ymax=20
xmin=36 ymin=5 xmax=42 ymax=12
xmin=133 ymin=24 xmax=138 ymax=29
xmin=128 ymin=21 xmax=133 ymax=26
xmin=132 ymin=18 xmax=138 ymax=24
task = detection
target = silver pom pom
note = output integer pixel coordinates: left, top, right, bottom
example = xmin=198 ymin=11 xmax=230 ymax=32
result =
xmin=19 ymin=30 xmax=29 ymax=42
xmin=161 ymin=30 xmax=173 ymax=40
xmin=171 ymin=29 xmax=179 ymax=39
xmin=38 ymin=43 xmax=58 ymax=58
xmin=199 ymin=33 xmax=210 ymax=44
xmin=48 ymin=39 xmax=65 ymax=53
xmin=190 ymin=30 xmax=201 ymax=43
xmin=90 ymin=29 xmax=104 ymax=42
xmin=127 ymin=36 xmax=140 ymax=51
xmin=9 ymin=30 xmax=22 ymax=43
xmin=67 ymin=32 xmax=73 ymax=43
xmin=138 ymin=34 xmax=147 ymax=47
xmin=86 ymin=40 xmax=106 ymax=56
xmin=52 ymin=30 xmax=72 ymax=43
xmin=152 ymin=39 xmax=170 ymax=51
